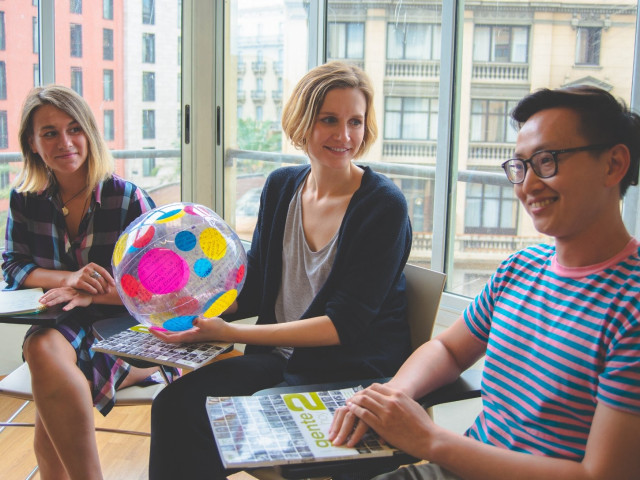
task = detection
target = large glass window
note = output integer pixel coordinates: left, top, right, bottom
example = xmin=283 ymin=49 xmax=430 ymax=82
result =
xmin=143 ymin=0 xmax=156 ymax=25
xmin=143 ymin=33 xmax=155 ymax=63
xmin=385 ymin=97 xmax=438 ymax=141
xmin=143 ymin=72 xmax=156 ymax=101
xmin=0 ymin=1 xmax=182 ymax=252
xmin=470 ymin=99 xmax=518 ymax=143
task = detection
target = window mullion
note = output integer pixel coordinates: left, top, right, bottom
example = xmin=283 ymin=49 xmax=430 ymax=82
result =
xmin=432 ymin=0 xmax=461 ymax=275
xmin=38 ymin=0 xmax=55 ymax=85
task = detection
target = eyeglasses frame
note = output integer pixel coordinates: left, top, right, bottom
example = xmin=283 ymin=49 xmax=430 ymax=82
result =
xmin=501 ymin=144 xmax=613 ymax=184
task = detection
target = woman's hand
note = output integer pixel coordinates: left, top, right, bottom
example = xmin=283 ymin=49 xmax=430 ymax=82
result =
xmin=148 ymin=316 xmax=230 ymax=344
xmin=40 ymin=287 xmax=94 ymax=310
xmin=64 ymin=263 xmax=115 ymax=295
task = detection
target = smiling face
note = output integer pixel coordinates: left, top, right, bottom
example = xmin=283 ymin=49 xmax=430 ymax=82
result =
xmin=306 ymin=87 xmax=367 ymax=170
xmin=28 ymin=104 xmax=89 ymax=179
xmin=514 ymin=107 xmax=614 ymax=243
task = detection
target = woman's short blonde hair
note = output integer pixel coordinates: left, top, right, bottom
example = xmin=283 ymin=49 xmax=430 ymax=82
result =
xmin=15 ymin=84 xmax=113 ymax=194
xmin=281 ymin=61 xmax=378 ymax=159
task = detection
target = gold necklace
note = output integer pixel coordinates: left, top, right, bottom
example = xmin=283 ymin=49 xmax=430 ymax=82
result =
xmin=60 ymin=185 xmax=88 ymax=217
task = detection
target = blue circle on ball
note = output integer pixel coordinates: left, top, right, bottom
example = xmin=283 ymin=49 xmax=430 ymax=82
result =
xmin=194 ymin=258 xmax=213 ymax=277
xmin=175 ymin=230 xmax=197 ymax=251
xmin=163 ymin=316 xmax=197 ymax=331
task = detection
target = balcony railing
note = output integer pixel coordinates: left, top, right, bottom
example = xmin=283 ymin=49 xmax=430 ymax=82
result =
xmin=383 ymin=140 xmax=437 ymax=158
xmin=468 ymin=142 xmax=513 ymax=161
xmin=272 ymin=60 xmax=283 ymax=75
xmin=272 ymin=89 xmax=283 ymax=104
xmin=251 ymin=90 xmax=266 ymax=104
xmin=237 ymin=61 xmax=246 ymax=76
xmin=251 ymin=60 xmax=266 ymax=75
xmin=385 ymin=60 xmax=440 ymax=79
xmin=472 ymin=62 xmax=529 ymax=82
xmin=237 ymin=90 xmax=246 ymax=103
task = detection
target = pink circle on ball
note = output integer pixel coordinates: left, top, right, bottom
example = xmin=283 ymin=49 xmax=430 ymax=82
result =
xmin=138 ymin=248 xmax=190 ymax=294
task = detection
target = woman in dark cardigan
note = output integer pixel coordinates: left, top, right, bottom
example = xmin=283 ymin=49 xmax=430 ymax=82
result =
xmin=148 ymin=61 xmax=413 ymax=479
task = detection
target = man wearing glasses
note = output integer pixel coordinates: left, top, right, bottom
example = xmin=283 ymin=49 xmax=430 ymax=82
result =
xmin=329 ymin=86 xmax=640 ymax=480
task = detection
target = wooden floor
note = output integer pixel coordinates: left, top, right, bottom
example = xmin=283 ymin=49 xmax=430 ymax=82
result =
xmin=0 ymin=395 xmax=153 ymax=480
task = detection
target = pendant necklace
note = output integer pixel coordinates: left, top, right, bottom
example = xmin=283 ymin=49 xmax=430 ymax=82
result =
xmin=60 ymin=185 xmax=88 ymax=217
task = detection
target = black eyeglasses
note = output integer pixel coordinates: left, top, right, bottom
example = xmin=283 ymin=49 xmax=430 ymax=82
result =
xmin=501 ymin=144 xmax=612 ymax=184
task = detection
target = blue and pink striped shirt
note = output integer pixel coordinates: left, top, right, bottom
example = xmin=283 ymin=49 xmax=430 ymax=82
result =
xmin=464 ymin=239 xmax=640 ymax=460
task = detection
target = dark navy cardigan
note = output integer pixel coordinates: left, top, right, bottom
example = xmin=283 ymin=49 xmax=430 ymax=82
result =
xmin=229 ymin=165 xmax=413 ymax=384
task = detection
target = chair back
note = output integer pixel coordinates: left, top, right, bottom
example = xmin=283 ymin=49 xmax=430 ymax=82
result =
xmin=404 ymin=263 xmax=446 ymax=352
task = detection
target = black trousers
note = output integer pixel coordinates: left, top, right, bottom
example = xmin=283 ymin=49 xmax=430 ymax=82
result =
xmin=149 ymin=353 xmax=288 ymax=480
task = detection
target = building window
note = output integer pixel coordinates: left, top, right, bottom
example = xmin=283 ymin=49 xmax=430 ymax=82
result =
xmin=384 ymin=97 xmax=438 ymax=141
xmin=103 ymin=28 xmax=114 ymax=60
xmin=143 ymin=33 xmax=155 ymax=63
xmin=387 ymin=23 xmax=441 ymax=60
xmin=327 ymin=22 xmax=364 ymax=60
xmin=0 ymin=62 xmax=6 ymax=100
xmin=0 ymin=12 xmax=6 ymax=51
xmin=104 ymin=110 xmax=114 ymax=141
xmin=470 ymin=99 xmax=518 ymax=143
xmin=143 ymin=0 xmax=155 ymax=25
xmin=143 ymin=110 xmax=155 ymax=139
xmin=32 ymin=17 xmax=38 ymax=54
xmin=0 ymin=111 xmax=7 ymax=149
xmin=70 ymin=24 xmax=82 ymax=57
xmin=256 ymin=106 xmax=263 ymax=122
xmin=71 ymin=67 xmax=83 ymax=96
xmin=464 ymin=182 xmax=518 ymax=235
xmin=103 ymin=0 xmax=113 ymax=20
xmin=576 ymin=27 xmax=601 ymax=66
xmin=70 ymin=0 xmax=82 ymax=14
xmin=473 ymin=25 xmax=528 ymax=63
xmin=143 ymin=72 xmax=155 ymax=101
xmin=33 ymin=64 xmax=40 ymax=87
xmin=103 ymin=69 xmax=114 ymax=101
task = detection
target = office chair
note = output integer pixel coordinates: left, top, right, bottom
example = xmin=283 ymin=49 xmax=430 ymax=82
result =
xmin=0 ymin=315 xmax=167 ymax=437
xmin=251 ymin=263 xmax=482 ymax=479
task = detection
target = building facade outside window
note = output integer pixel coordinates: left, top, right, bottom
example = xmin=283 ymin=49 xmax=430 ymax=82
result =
xmin=576 ymin=26 xmax=601 ymax=65
xmin=103 ymin=0 xmax=113 ymax=20
xmin=0 ymin=12 xmax=5 ymax=51
xmin=70 ymin=0 xmax=82 ymax=14
xmin=0 ymin=61 xmax=6 ymax=100
xmin=143 ymin=72 xmax=155 ymax=101
xmin=0 ymin=110 xmax=7 ymax=149
xmin=473 ymin=25 xmax=528 ymax=63
xmin=464 ymin=181 xmax=518 ymax=235
xmin=103 ymin=28 xmax=113 ymax=60
xmin=384 ymin=96 xmax=438 ymax=140
xmin=143 ymin=0 xmax=156 ymax=25
xmin=103 ymin=69 xmax=114 ymax=100
xmin=470 ymin=99 xmax=518 ymax=143
xmin=142 ymin=109 xmax=156 ymax=139
xmin=387 ymin=22 xmax=441 ymax=60
xmin=327 ymin=22 xmax=364 ymax=60
xmin=70 ymin=24 xmax=82 ymax=57
xmin=104 ymin=110 xmax=114 ymax=141
xmin=143 ymin=33 xmax=155 ymax=63
xmin=71 ymin=67 xmax=83 ymax=96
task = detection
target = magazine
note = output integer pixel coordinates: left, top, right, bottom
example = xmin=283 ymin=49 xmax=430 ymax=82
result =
xmin=92 ymin=324 xmax=233 ymax=370
xmin=0 ymin=288 xmax=47 ymax=316
xmin=206 ymin=387 xmax=403 ymax=469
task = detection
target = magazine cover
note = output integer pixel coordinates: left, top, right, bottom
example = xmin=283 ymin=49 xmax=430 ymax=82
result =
xmin=206 ymin=387 xmax=400 ymax=469
xmin=92 ymin=324 xmax=232 ymax=370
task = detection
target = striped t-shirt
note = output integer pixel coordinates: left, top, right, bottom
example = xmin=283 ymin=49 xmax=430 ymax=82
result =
xmin=464 ymin=239 xmax=640 ymax=460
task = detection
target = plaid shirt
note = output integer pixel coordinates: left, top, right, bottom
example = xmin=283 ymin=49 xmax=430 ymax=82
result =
xmin=2 ymin=175 xmax=155 ymax=289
